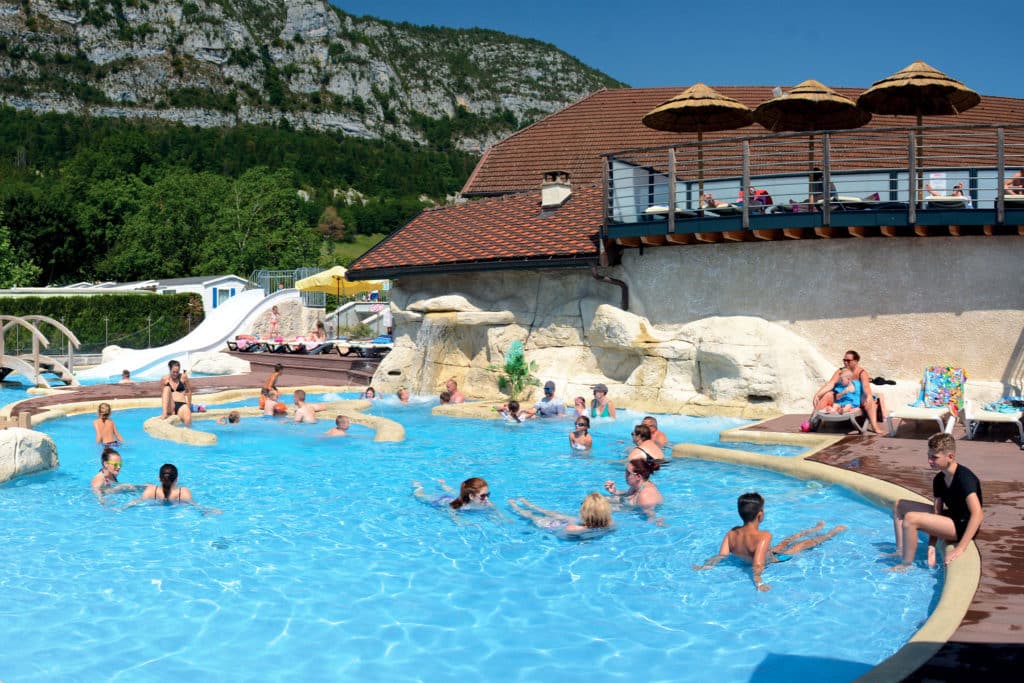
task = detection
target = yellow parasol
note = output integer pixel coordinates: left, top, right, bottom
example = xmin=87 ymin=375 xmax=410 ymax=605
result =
xmin=295 ymin=266 xmax=387 ymax=331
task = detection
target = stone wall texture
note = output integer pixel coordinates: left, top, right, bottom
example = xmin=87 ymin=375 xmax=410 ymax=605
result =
xmin=373 ymin=236 xmax=1022 ymax=414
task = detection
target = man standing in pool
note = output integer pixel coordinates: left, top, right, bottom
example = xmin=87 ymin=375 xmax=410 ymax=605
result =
xmin=693 ymin=492 xmax=846 ymax=591
xmin=890 ymin=433 xmax=983 ymax=571
xmin=292 ymin=389 xmax=325 ymax=424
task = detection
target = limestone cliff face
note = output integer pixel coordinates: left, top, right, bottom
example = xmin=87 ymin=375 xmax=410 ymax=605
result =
xmin=0 ymin=0 xmax=623 ymax=149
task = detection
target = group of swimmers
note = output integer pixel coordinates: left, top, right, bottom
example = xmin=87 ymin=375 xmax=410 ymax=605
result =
xmin=105 ymin=361 xmax=983 ymax=586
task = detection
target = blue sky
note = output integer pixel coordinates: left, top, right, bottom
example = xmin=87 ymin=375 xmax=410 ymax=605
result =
xmin=331 ymin=1 xmax=1020 ymax=97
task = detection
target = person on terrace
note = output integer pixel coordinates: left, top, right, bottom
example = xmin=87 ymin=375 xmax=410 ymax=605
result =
xmin=1004 ymin=169 xmax=1024 ymax=195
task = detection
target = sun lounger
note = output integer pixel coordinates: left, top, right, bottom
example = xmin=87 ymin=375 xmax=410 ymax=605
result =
xmin=925 ymin=195 xmax=970 ymax=209
xmin=962 ymin=399 xmax=1024 ymax=448
xmin=887 ymin=366 xmax=966 ymax=436
xmin=705 ymin=203 xmax=742 ymax=217
xmin=643 ymin=205 xmax=698 ymax=219
xmin=810 ymin=409 xmax=867 ymax=434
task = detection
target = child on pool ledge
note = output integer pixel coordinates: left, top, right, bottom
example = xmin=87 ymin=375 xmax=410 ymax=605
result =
xmin=693 ymin=492 xmax=846 ymax=591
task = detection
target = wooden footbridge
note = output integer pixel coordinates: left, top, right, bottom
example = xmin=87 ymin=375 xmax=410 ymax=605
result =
xmin=0 ymin=315 xmax=80 ymax=387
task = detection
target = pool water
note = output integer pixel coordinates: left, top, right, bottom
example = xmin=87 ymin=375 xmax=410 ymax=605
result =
xmin=0 ymin=397 xmax=940 ymax=682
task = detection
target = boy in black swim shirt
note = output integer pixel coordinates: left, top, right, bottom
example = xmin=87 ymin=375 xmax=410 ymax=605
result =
xmin=890 ymin=432 xmax=984 ymax=571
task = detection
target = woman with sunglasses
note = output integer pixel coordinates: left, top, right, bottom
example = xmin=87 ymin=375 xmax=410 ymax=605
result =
xmin=90 ymin=448 xmax=144 ymax=502
xmin=628 ymin=423 xmax=664 ymax=462
xmin=809 ymin=350 xmax=889 ymax=434
xmin=605 ymin=458 xmax=663 ymax=518
xmin=413 ymin=477 xmax=492 ymax=510
xmin=570 ymin=416 xmax=593 ymax=450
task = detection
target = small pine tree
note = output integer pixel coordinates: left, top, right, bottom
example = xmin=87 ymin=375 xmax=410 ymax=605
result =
xmin=487 ymin=341 xmax=539 ymax=401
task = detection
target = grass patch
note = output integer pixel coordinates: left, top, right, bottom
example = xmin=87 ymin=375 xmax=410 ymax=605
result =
xmin=319 ymin=233 xmax=388 ymax=267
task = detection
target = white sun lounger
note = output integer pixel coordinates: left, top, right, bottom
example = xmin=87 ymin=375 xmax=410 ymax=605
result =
xmin=887 ymin=405 xmax=954 ymax=436
xmin=962 ymin=400 xmax=1024 ymax=448
xmin=811 ymin=409 xmax=867 ymax=434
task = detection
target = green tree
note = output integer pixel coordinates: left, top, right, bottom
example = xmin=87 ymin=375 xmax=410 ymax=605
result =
xmin=0 ymin=209 xmax=42 ymax=287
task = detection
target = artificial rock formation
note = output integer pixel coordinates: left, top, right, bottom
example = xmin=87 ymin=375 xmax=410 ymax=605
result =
xmin=372 ymin=297 xmax=835 ymax=417
xmin=0 ymin=428 xmax=59 ymax=484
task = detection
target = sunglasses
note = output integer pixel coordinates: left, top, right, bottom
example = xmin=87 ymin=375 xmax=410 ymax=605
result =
xmin=477 ymin=492 xmax=490 ymax=500
xmin=842 ymin=358 xmax=854 ymax=363
xmin=575 ymin=422 xmax=588 ymax=427
xmin=107 ymin=462 xmax=122 ymax=469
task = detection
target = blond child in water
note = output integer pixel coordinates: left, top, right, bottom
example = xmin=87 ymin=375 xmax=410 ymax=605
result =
xmin=93 ymin=403 xmax=126 ymax=450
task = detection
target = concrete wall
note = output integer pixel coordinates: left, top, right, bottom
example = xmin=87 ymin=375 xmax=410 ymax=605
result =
xmin=617 ymin=236 xmax=1024 ymax=385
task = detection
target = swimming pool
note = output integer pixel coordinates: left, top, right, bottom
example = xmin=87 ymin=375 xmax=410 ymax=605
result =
xmin=0 ymin=397 xmax=939 ymax=681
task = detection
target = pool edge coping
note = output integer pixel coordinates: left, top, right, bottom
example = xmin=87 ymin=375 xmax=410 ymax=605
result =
xmin=674 ymin=441 xmax=980 ymax=683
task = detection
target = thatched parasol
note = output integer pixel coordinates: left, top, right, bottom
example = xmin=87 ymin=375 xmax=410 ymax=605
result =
xmin=754 ymin=79 xmax=872 ymax=200
xmin=642 ymin=83 xmax=753 ymax=202
xmin=857 ymin=61 xmax=980 ymax=200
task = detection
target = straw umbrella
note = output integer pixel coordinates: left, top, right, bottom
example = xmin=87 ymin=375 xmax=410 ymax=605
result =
xmin=753 ymin=79 xmax=872 ymax=200
xmin=295 ymin=265 xmax=387 ymax=332
xmin=642 ymin=83 xmax=753 ymax=204
xmin=857 ymin=61 xmax=980 ymax=200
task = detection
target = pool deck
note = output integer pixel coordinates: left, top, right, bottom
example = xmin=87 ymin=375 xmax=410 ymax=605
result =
xmin=745 ymin=415 xmax=1024 ymax=681
xmin=4 ymin=380 xmax=1022 ymax=681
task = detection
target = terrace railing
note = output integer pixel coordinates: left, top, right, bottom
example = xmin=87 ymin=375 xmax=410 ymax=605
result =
xmin=601 ymin=123 xmax=1024 ymax=237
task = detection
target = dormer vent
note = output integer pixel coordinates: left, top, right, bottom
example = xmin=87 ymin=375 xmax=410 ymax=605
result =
xmin=541 ymin=170 xmax=572 ymax=209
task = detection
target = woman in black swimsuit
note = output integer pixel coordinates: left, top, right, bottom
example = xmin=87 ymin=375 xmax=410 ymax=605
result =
xmin=141 ymin=464 xmax=193 ymax=504
xmin=160 ymin=359 xmax=193 ymax=427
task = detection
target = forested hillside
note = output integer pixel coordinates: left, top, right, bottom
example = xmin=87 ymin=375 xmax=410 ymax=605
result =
xmin=0 ymin=108 xmax=478 ymax=285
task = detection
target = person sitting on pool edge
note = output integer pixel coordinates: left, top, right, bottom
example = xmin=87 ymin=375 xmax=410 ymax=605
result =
xmin=160 ymin=359 xmax=193 ymax=427
xmin=293 ymin=389 xmax=325 ymax=424
xmin=412 ymin=477 xmax=492 ymax=510
xmin=889 ymin=432 xmax=983 ymax=572
xmin=693 ymin=492 xmax=847 ymax=591
xmin=325 ymin=415 xmax=350 ymax=436
xmin=508 ymin=493 xmax=614 ymax=537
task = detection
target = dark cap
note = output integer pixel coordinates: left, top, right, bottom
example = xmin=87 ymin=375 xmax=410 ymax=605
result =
xmin=592 ymin=383 xmax=609 ymax=394
xmin=543 ymin=380 xmax=555 ymax=392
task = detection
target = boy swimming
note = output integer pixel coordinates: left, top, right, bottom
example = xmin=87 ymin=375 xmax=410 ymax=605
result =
xmin=693 ymin=492 xmax=846 ymax=591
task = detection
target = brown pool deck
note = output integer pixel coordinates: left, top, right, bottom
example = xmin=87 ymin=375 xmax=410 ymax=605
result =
xmin=4 ymin=384 xmax=1022 ymax=680
xmin=744 ymin=415 xmax=1024 ymax=680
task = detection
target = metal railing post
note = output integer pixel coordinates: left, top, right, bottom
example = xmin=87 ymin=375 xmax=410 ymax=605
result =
xmin=908 ymin=132 xmax=917 ymax=224
xmin=741 ymin=141 xmax=750 ymax=229
xmin=996 ymin=128 xmax=1005 ymax=225
xmin=822 ymin=134 xmax=832 ymax=227
xmin=667 ymin=148 xmax=677 ymax=234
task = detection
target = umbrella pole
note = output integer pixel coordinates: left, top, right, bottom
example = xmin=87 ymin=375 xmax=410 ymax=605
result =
xmin=916 ymin=113 xmax=924 ymax=205
xmin=336 ymin=278 xmax=341 ymax=336
xmin=808 ymin=136 xmax=815 ymax=204
xmin=697 ymin=129 xmax=704 ymax=210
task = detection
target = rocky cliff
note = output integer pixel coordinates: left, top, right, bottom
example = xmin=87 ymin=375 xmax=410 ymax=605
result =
xmin=0 ymin=0 xmax=624 ymax=149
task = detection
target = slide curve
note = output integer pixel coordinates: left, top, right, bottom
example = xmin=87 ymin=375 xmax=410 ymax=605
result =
xmin=76 ymin=289 xmax=298 ymax=382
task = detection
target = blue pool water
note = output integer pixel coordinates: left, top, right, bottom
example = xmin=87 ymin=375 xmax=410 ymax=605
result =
xmin=0 ymin=396 xmax=939 ymax=682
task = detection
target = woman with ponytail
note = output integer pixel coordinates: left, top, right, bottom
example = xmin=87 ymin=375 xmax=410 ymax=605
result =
xmin=141 ymin=464 xmax=193 ymax=504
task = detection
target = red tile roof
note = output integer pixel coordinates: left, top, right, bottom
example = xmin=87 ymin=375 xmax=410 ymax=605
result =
xmin=348 ymin=186 xmax=602 ymax=278
xmin=462 ymin=87 xmax=1024 ymax=195
xmin=351 ymin=86 xmax=1024 ymax=277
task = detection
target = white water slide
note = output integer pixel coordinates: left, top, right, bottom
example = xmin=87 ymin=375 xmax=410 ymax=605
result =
xmin=76 ymin=289 xmax=297 ymax=382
